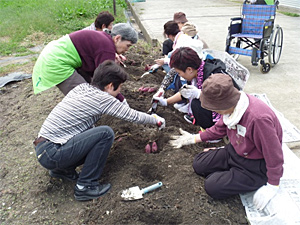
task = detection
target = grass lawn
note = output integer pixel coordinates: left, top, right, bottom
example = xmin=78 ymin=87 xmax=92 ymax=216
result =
xmin=0 ymin=0 xmax=127 ymax=55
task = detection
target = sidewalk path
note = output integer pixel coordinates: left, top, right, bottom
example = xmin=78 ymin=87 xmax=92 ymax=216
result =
xmin=128 ymin=0 xmax=300 ymax=156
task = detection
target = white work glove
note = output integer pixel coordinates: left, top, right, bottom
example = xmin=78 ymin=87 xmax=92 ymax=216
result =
xmin=152 ymin=114 xmax=166 ymax=130
xmin=249 ymin=0 xmax=257 ymax=3
xmin=153 ymin=88 xmax=165 ymax=99
xmin=253 ymin=183 xmax=279 ymax=210
xmin=180 ymin=84 xmax=201 ymax=99
xmin=150 ymin=64 xmax=160 ymax=71
xmin=154 ymin=58 xmax=165 ymax=66
xmin=169 ymin=128 xmax=198 ymax=148
xmin=153 ymin=96 xmax=168 ymax=106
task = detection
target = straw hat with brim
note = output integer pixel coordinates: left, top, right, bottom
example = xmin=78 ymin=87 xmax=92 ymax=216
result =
xmin=173 ymin=12 xmax=188 ymax=23
xmin=200 ymin=73 xmax=241 ymax=111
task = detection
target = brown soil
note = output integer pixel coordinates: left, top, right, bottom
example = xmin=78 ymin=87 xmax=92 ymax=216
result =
xmin=0 ymin=41 xmax=247 ymax=224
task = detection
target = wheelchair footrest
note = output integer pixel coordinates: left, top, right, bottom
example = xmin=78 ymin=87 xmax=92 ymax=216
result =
xmin=228 ymin=47 xmax=261 ymax=58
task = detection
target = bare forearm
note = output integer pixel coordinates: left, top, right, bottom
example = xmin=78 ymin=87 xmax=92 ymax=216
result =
xmin=166 ymin=92 xmax=182 ymax=104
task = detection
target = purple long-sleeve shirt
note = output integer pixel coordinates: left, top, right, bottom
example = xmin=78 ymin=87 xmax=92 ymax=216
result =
xmin=200 ymin=94 xmax=283 ymax=185
xmin=69 ymin=30 xmax=116 ymax=75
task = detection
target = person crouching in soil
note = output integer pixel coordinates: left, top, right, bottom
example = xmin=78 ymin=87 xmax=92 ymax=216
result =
xmin=32 ymin=23 xmax=137 ymax=96
xmin=170 ymin=73 xmax=283 ymax=211
xmin=33 ymin=60 xmax=165 ymax=201
xmin=153 ymin=47 xmax=240 ymax=130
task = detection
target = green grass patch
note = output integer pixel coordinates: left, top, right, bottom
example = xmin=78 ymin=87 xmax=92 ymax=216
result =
xmin=0 ymin=0 xmax=127 ymax=55
xmin=278 ymin=11 xmax=300 ymax=17
xmin=0 ymin=62 xmax=31 ymax=75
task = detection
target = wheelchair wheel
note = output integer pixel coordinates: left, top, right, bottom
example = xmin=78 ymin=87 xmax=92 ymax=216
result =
xmin=231 ymin=37 xmax=242 ymax=60
xmin=260 ymin=62 xmax=271 ymax=74
xmin=268 ymin=25 xmax=283 ymax=66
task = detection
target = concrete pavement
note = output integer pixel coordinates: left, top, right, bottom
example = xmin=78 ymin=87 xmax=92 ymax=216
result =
xmin=127 ymin=0 xmax=300 ymax=157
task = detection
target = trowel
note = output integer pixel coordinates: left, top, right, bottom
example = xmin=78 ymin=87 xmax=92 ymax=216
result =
xmin=147 ymin=92 xmax=163 ymax=114
xmin=121 ymin=182 xmax=163 ymax=201
xmin=141 ymin=64 xmax=160 ymax=78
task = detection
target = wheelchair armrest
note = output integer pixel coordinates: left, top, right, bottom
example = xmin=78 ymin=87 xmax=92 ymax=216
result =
xmin=229 ymin=17 xmax=242 ymax=35
xmin=230 ymin=17 xmax=242 ymax=21
xmin=262 ymin=19 xmax=274 ymax=38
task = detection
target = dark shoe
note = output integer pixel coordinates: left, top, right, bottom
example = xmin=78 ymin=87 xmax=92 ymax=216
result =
xmin=49 ymin=170 xmax=79 ymax=182
xmin=74 ymin=183 xmax=111 ymax=201
xmin=184 ymin=114 xmax=194 ymax=124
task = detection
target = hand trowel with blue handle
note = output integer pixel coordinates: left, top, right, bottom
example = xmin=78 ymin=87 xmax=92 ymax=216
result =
xmin=121 ymin=182 xmax=163 ymax=201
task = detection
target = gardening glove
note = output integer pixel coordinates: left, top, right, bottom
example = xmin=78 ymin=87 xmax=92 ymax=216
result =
xmin=253 ymin=183 xmax=279 ymax=210
xmin=149 ymin=64 xmax=160 ymax=72
xmin=153 ymin=88 xmax=165 ymax=99
xmin=169 ymin=128 xmax=198 ymax=148
xmin=154 ymin=58 xmax=165 ymax=66
xmin=153 ymin=96 xmax=168 ymax=107
xmin=180 ymin=84 xmax=201 ymax=99
xmin=152 ymin=114 xmax=166 ymax=130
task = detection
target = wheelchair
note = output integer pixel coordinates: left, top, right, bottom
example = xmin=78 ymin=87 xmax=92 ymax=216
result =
xmin=225 ymin=0 xmax=283 ymax=73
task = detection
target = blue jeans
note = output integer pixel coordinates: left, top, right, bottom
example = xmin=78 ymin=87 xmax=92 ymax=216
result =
xmin=35 ymin=126 xmax=114 ymax=187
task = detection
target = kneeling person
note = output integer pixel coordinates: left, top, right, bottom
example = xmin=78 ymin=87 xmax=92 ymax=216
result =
xmin=33 ymin=60 xmax=165 ymax=201
xmin=170 ymin=73 xmax=283 ymax=211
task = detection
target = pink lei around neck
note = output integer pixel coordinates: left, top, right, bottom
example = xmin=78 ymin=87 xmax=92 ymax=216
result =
xmin=196 ymin=60 xmax=205 ymax=89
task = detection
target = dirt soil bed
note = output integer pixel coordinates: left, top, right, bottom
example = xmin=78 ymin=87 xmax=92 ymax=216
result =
xmin=0 ymin=42 xmax=247 ymax=224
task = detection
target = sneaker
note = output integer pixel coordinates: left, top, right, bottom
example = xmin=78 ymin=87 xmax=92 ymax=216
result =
xmin=177 ymin=104 xmax=189 ymax=113
xmin=74 ymin=183 xmax=111 ymax=201
xmin=184 ymin=114 xmax=194 ymax=124
xmin=49 ymin=170 xmax=79 ymax=182
xmin=174 ymin=103 xmax=186 ymax=110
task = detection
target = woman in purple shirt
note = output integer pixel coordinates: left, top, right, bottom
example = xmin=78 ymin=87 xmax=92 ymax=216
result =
xmin=170 ymin=73 xmax=284 ymax=211
xmin=32 ymin=23 xmax=137 ymax=95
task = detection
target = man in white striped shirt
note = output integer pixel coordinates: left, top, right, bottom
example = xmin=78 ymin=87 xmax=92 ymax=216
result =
xmin=33 ymin=60 xmax=165 ymax=201
xmin=83 ymin=11 xmax=114 ymax=31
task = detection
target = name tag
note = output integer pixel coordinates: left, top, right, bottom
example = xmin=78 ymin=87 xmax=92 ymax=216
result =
xmin=237 ymin=124 xmax=246 ymax=137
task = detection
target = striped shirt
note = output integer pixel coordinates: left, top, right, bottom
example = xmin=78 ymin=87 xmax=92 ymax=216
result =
xmin=38 ymin=83 xmax=157 ymax=144
xmin=83 ymin=23 xmax=96 ymax=30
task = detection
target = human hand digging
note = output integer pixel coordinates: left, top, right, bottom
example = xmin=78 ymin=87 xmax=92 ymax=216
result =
xmin=169 ymin=128 xmax=200 ymax=148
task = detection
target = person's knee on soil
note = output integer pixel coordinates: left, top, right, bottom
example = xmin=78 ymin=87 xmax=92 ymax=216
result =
xmin=204 ymin=172 xmax=230 ymax=199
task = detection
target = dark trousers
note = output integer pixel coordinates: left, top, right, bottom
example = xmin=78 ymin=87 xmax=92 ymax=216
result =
xmin=56 ymin=69 xmax=91 ymax=95
xmin=35 ymin=126 xmax=114 ymax=187
xmin=191 ymin=99 xmax=214 ymax=129
xmin=193 ymin=143 xmax=268 ymax=199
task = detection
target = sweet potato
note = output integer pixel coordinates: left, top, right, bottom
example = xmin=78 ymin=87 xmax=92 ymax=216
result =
xmin=145 ymin=144 xmax=151 ymax=154
xmin=141 ymin=87 xmax=150 ymax=92
xmin=144 ymin=64 xmax=151 ymax=71
xmin=151 ymin=142 xmax=158 ymax=153
xmin=138 ymin=86 xmax=144 ymax=92
xmin=147 ymin=87 xmax=157 ymax=93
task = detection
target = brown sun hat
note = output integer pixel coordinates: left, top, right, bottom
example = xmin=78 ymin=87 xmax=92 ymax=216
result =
xmin=181 ymin=22 xmax=198 ymax=37
xmin=200 ymin=73 xmax=241 ymax=111
xmin=173 ymin=12 xmax=188 ymax=23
